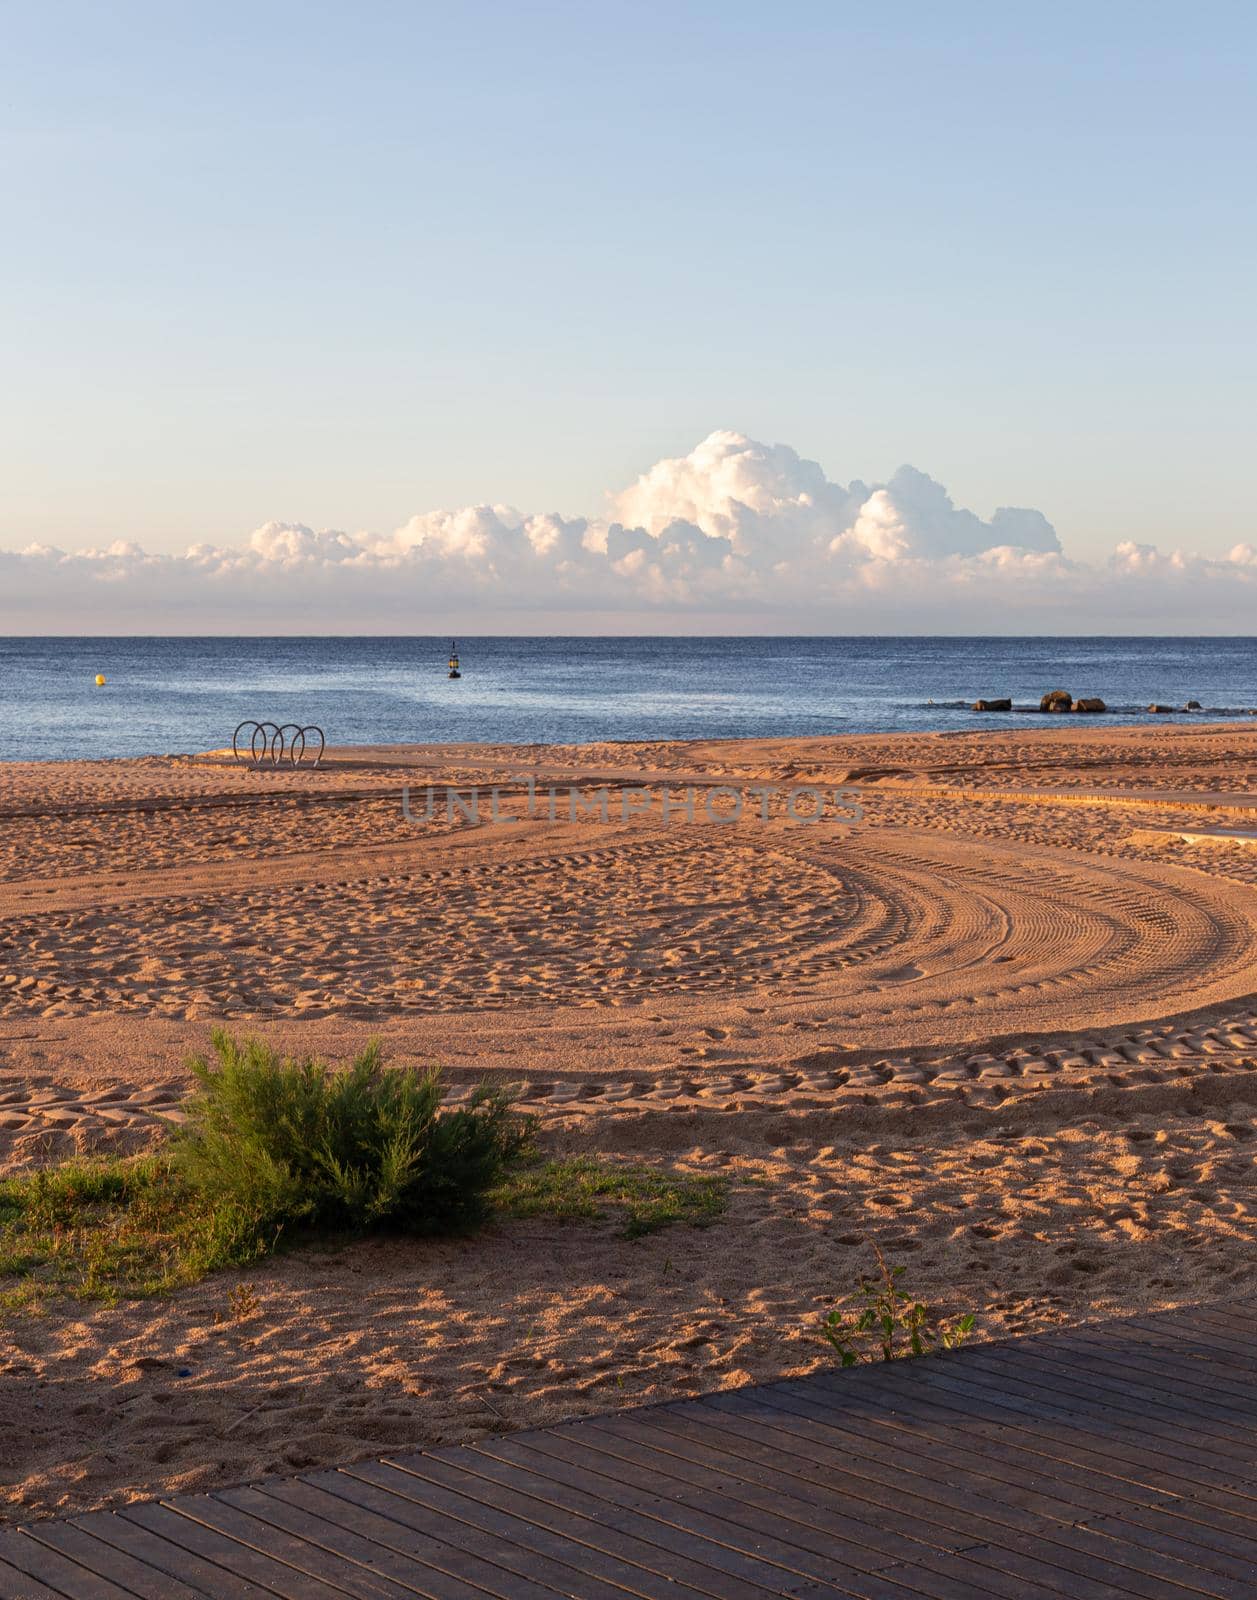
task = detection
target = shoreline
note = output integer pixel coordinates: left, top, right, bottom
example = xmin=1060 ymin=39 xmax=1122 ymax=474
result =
xmin=4 ymin=708 xmax=1257 ymax=768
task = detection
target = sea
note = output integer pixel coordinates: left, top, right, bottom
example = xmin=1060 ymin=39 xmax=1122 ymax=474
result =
xmin=1 ymin=637 xmax=1255 ymax=763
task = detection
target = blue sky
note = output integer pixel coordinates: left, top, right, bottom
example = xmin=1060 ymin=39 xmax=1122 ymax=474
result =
xmin=2 ymin=2 xmax=1254 ymax=621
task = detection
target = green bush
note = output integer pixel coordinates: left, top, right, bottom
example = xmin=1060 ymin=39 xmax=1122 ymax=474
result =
xmin=174 ymin=1031 xmax=532 ymax=1254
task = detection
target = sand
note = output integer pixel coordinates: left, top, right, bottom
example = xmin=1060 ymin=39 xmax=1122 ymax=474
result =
xmin=2 ymin=721 xmax=1256 ymax=1521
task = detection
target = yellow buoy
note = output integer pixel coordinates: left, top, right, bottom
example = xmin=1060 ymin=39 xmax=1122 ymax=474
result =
xmin=95 ymin=674 xmax=106 ymax=687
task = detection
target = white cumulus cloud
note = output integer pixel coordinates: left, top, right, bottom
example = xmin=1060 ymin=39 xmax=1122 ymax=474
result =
xmin=1 ymin=431 xmax=1253 ymax=631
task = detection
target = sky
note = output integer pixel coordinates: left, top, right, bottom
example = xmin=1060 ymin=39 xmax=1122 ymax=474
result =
xmin=2 ymin=1 xmax=1254 ymax=631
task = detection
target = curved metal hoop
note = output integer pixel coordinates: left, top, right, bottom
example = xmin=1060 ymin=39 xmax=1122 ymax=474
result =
xmin=255 ymin=721 xmax=281 ymax=765
xmin=275 ymin=724 xmax=304 ymax=766
xmin=231 ymin=720 xmax=325 ymax=769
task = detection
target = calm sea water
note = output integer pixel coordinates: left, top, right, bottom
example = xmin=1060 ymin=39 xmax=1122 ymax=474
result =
xmin=1 ymin=637 xmax=1254 ymax=762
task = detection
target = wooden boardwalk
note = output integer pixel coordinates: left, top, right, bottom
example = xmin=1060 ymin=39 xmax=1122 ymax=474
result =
xmin=3 ymin=1301 xmax=1256 ymax=1599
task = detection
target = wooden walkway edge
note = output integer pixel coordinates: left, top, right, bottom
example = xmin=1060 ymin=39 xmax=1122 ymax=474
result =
xmin=3 ymin=1300 xmax=1256 ymax=1598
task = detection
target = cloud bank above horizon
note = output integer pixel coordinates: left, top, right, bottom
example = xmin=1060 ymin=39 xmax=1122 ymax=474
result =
xmin=3 ymin=431 xmax=1254 ymax=633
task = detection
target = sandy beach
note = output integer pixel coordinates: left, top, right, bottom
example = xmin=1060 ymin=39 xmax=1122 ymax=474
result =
xmin=2 ymin=721 xmax=1256 ymax=1522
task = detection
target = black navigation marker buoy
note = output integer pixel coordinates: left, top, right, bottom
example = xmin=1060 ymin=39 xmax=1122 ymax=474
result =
xmin=448 ymin=640 xmax=461 ymax=680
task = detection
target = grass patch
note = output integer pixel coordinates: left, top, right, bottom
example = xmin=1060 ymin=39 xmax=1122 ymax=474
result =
xmin=0 ymin=1154 xmax=225 ymax=1307
xmin=494 ymin=1156 xmax=727 ymax=1238
xmin=0 ymin=1152 xmax=727 ymax=1308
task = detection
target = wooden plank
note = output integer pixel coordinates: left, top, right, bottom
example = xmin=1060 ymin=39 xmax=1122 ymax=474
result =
xmin=1045 ymin=1341 xmax=1257 ymax=1411
xmin=560 ymin=1415 xmax=1091 ymax=1600
xmin=588 ymin=1404 xmax=1086 ymax=1536
xmin=712 ymin=1376 xmax=1182 ymax=1515
xmin=216 ymin=1483 xmax=518 ymax=1600
xmin=1163 ymin=1483 xmax=1257 ymax=1541
xmin=664 ymin=1387 xmax=1220 ymax=1592
xmin=795 ymin=1353 xmax=1257 ymax=1492
xmin=121 ymin=1500 xmax=350 ymax=1599
xmin=699 ymin=1375 xmax=1124 ymax=1521
xmin=927 ymin=1356 xmax=1253 ymax=1478
xmin=840 ymin=1375 xmax=1257 ymax=1549
xmin=1076 ymin=1331 xmax=1257 ymax=1397
xmin=792 ymin=1364 xmax=1257 ymax=1506
xmin=715 ymin=1382 xmax=1257 ymax=1595
xmin=890 ymin=1541 xmax=1181 ymax=1600
xmin=1080 ymin=1502 xmax=1257 ymax=1577
xmin=20 ymin=1521 xmax=209 ymax=1600
xmin=257 ymin=1473 xmax=638 ymax=1600
xmin=538 ymin=1414 xmax=975 ymax=1563
xmin=951 ymin=1348 xmax=1257 ymax=1461
xmin=602 ymin=1404 xmax=1238 ymax=1600
xmin=835 ymin=1554 xmax=1081 ymax=1600
xmin=679 ymin=1381 xmax=1165 ymax=1527
xmin=472 ymin=1430 xmax=1052 ymax=1600
xmin=995 ymin=1343 xmax=1257 ymax=1431
xmin=339 ymin=1455 xmax=796 ymax=1600
xmin=63 ymin=1511 xmax=278 ymax=1600
xmin=0 ymin=1532 xmax=140 ymax=1600
xmin=1117 ymin=1317 xmax=1257 ymax=1365
xmin=709 ymin=1371 xmax=1257 ymax=1555
xmin=537 ymin=1427 xmax=1215 ymax=1600
xmin=1053 ymin=1319 xmax=1257 ymax=1380
xmin=844 ymin=1356 xmax=1256 ymax=1484
xmin=171 ymin=1492 xmax=438 ymax=1600
xmin=954 ymin=1339 xmax=1252 ymax=1434
xmin=469 ymin=1429 xmax=891 ymax=1594
xmin=1036 ymin=1516 xmax=1257 ymax=1599
xmin=1172 ymin=1306 xmax=1257 ymax=1340
xmin=357 ymin=1457 xmax=843 ymax=1600
xmin=365 ymin=1452 xmax=874 ymax=1600
xmin=0 ymin=1551 xmax=70 ymax=1600
xmin=1073 ymin=1312 xmax=1257 ymax=1368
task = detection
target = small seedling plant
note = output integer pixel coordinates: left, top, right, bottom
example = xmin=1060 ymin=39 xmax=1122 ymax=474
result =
xmin=215 ymin=1283 xmax=261 ymax=1324
xmin=820 ymin=1246 xmax=975 ymax=1365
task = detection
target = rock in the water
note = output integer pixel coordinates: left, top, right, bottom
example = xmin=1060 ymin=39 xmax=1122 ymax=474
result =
xmin=1073 ymin=697 xmax=1106 ymax=713
xmin=1040 ymin=689 xmax=1073 ymax=713
xmin=1148 ymin=703 xmax=1173 ymax=714
xmin=973 ymin=698 xmax=1012 ymax=712
xmin=1184 ymin=699 xmax=1202 ymax=710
